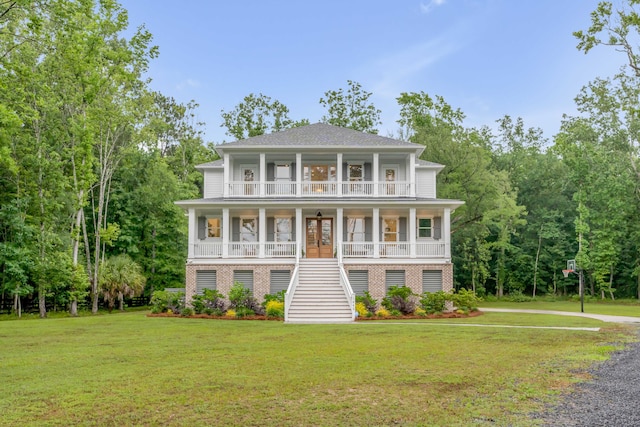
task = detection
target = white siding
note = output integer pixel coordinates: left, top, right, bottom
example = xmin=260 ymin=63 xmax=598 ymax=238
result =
xmin=204 ymin=170 xmax=224 ymax=198
xmin=416 ymin=169 xmax=436 ymax=198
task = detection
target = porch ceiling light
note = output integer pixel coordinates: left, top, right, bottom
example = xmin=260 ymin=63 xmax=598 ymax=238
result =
xmin=316 ymin=211 xmax=322 ymax=219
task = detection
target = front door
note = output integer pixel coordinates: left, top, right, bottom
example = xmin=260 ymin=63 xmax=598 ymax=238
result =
xmin=306 ymin=218 xmax=333 ymax=258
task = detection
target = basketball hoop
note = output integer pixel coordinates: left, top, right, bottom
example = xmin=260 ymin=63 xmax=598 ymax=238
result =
xmin=562 ymin=269 xmax=574 ymax=278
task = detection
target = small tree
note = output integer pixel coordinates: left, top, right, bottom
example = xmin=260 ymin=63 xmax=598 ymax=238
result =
xmin=99 ymin=255 xmax=146 ymax=312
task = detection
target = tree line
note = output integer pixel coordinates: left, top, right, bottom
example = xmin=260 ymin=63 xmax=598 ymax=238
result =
xmin=1 ymin=0 xmax=639 ymax=318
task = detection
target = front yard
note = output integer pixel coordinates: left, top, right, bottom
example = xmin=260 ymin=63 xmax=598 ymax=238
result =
xmin=0 ymin=312 xmax=636 ymax=426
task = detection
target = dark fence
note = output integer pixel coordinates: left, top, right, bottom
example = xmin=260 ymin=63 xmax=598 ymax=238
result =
xmin=0 ymin=294 xmax=150 ymax=315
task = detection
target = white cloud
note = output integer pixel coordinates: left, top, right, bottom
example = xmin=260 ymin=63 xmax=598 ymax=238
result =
xmin=176 ymin=79 xmax=201 ymax=91
xmin=420 ymin=0 xmax=446 ymax=14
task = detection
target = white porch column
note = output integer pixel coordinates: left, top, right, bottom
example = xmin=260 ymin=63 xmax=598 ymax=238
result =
xmin=373 ymin=152 xmax=379 ymax=197
xmin=409 ymin=153 xmax=416 ymax=197
xmin=336 ymin=152 xmax=343 ymax=196
xmin=296 ymin=153 xmax=302 ymax=197
xmin=259 ymin=208 xmax=266 ymax=258
xmin=188 ymin=208 xmax=196 ymax=258
xmin=336 ymin=207 xmax=343 ymax=257
xmin=223 ymin=153 xmax=230 ymax=197
xmin=222 ymin=208 xmax=229 ymax=258
xmin=259 ymin=153 xmax=266 ymax=197
xmin=373 ymin=207 xmax=380 ymax=258
xmin=443 ymin=207 xmax=451 ymax=259
xmin=409 ymin=208 xmax=416 ymax=258
xmin=296 ymin=208 xmax=303 ymax=256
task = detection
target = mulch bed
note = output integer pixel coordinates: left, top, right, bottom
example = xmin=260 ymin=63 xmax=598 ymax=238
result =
xmin=147 ymin=311 xmax=484 ymax=321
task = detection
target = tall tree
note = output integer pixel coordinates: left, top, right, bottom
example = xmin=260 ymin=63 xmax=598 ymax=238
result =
xmin=320 ymin=80 xmax=381 ymax=133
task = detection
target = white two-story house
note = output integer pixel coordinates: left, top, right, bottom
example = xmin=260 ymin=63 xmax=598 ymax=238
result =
xmin=175 ymin=123 xmax=463 ymax=322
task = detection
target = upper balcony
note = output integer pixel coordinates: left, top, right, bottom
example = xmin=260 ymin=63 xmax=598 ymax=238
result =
xmin=227 ymin=180 xmax=413 ymax=198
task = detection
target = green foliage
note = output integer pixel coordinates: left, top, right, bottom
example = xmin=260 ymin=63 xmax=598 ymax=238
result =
xmin=99 ymin=255 xmax=146 ymax=312
xmin=262 ymin=290 xmax=285 ymax=306
xmin=319 ymin=80 xmax=381 ymax=133
xmin=180 ymin=307 xmax=193 ymax=317
xmin=381 ymin=285 xmax=418 ymax=315
xmin=150 ymin=291 xmax=185 ymax=314
xmin=191 ymin=289 xmax=226 ymax=314
xmin=228 ymin=282 xmax=263 ymax=315
xmin=355 ymin=291 xmax=377 ymax=314
xmin=450 ymin=289 xmax=481 ymax=313
xmin=265 ymin=300 xmax=284 ymax=318
xmin=234 ymin=307 xmax=255 ymax=318
xmin=503 ymin=290 xmax=534 ymax=303
xmin=420 ymin=291 xmax=448 ymax=314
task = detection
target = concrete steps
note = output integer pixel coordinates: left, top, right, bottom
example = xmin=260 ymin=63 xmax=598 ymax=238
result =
xmin=286 ymin=259 xmax=353 ymax=323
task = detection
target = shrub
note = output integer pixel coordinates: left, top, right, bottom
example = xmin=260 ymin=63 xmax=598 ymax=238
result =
xmin=235 ymin=307 xmax=255 ymax=318
xmin=262 ymin=290 xmax=285 ymax=306
xmin=375 ymin=308 xmax=391 ymax=317
xmin=265 ymin=300 xmax=284 ymax=318
xmin=504 ymin=290 xmax=533 ymax=303
xmin=355 ymin=291 xmax=377 ymax=314
xmin=191 ymin=289 xmax=226 ymax=314
xmin=414 ymin=307 xmax=427 ymax=316
xmin=420 ymin=291 xmax=447 ymax=314
xmin=228 ymin=282 xmax=264 ymax=315
xmin=450 ymin=288 xmax=480 ymax=312
xmin=382 ymin=285 xmax=418 ymax=315
xmin=150 ymin=290 xmax=185 ymax=314
xmin=181 ymin=307 xmax=193 ymax=317
xmin=225 ymin=309 xmax=236 ymax=318
xmin=355 ymin=302 xmax=368 ymax=317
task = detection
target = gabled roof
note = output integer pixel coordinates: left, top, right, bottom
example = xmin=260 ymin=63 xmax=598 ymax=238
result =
xmin=196 ymin=159 xmax=223 ymax=170
xmin=215 ymin=123 xmax=423 ymax=155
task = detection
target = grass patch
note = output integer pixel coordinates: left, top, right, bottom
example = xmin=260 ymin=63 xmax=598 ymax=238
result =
xmin=480 ymin=299 xmax=640 ymax=317
xmin=0 ymin=312 xmax=637 ymax=426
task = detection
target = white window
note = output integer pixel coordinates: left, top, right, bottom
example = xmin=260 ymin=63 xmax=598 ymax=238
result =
xmin=382 ymin=217 xmax=398 ymax=242
xmin=275 ymin=164 xmax=291 ymax=181
xmin=348 ymin=163 xmax=363 ymax=182
xmin=206 ymin=217 xmax=221 ymax=239
xmin=274 ymin=217 xmax=291 ymax=242
xmin=417 ymin=218 xmax=432 ymax=238
xmin=240 ymin=217 xmax=257 ymax=242
xmin=346 ymin=217 xmax=365 ymax=242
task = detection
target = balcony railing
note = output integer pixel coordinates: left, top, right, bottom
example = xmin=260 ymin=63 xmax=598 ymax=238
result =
xmin=192 ymin=241 xmax=445 ymax=259
xmin=227 ymin=181 xmax=413 ymax=197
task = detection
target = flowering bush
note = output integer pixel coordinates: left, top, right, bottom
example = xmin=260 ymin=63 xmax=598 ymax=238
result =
xmin=225 ymin=309 xmax=236 ymax=318
xmin=265 ymin=300 xmax=284 ymax=318
xmin=414 ymin=307 xmax=427 ymax=316
xmin=355 ymin=302 xmax=368 ymax=317
xmin=375 ymin=308 xmax=391 ymax=317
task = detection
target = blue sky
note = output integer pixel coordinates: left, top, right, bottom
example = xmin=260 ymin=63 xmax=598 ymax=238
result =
xmin=120 ymin=0 xmax=623 ymax=144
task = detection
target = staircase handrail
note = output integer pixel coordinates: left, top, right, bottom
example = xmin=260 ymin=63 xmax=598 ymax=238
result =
xmin=337 ymin=242 xmax=356 ymax=320
xmin=284 ymin=241 xmax=301 ymax=322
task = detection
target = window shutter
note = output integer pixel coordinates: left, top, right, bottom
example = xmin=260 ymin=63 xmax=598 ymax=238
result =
xmin=364 ymin=162 xmax=372 ymax=181
xmin=433 ymin=216 xmax=442 ymax=240
xmin=399 ymin=217 xmax=407 ymax=241
xmin=385 ymin=270 xmax=405 ymax=291
xmin=364 ymin=217 xmax=372 ymax=241
xmin=342 ymin=162 xmax=348 ymax=180
xmin=291 ymin=162 xmax=296 ymax=180
xmin=267 ymin=163 xmax=275 ymax=181
xmin=267 ymin=217 xmax=275 ymax=240
xmin=291 ymin=216 xmax=296 ymax=240
xmin=233 ymin=270 xmax=254 ymax=292
xmin=343 ymin=217 xmax=348 ymax=241
xmin=232 ymin=217 xmax=240 ymax=241
xmin=348 ymin=270 xmax=368 ymax=296
xmin=270 ymin=270 xmax=291 ymax=294
xmin=198 ymin=216 xmax=206 ymax=240
xmin=422 ymin=270 xmax=443 ymax=293
xmin=196 ymin=270 xmax=217 ymax=294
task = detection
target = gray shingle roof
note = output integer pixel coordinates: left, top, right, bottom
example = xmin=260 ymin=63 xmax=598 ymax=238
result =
xmin=196 ymin=159 xmax=223 ymax=168
xmin=416 ymin=159 xmax=443 ymax=167
xmin=215 ymin=123 xmax=422 ymax=152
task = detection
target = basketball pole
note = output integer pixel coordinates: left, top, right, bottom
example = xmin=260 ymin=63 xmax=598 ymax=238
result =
xmin=578 ymin=268 xmax=584 ymax=313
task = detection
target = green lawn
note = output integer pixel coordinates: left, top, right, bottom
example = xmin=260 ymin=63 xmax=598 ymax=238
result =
xmin=480 ymin=299 xmax=640 ymax=317
xmin=0 ymin=312 xmax=636 ymax=427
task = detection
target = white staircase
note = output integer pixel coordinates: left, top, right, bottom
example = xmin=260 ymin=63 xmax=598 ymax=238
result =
xmin=286 ymin=258 xmax=354 ymax=323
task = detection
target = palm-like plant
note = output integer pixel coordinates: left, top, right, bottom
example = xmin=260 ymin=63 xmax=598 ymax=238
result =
xmin=99 ymin=255 xmax=146 ymax=312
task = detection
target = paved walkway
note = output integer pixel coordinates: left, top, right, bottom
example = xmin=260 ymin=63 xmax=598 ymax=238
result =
xmin=479 ymin=307 xmax=640 ymax=324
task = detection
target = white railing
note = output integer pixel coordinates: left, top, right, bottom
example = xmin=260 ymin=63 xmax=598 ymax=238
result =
xmin=379 ymin=182 xmax=411 ymax=196
xmin=379 ymin=242 xmax=411 ymax=257
xmin=193 ymin=242 xmax=222 ymax=257
xmin=228 ymin=242 xmax=259 ymax=257
xmin=284 ymin=242 xmax=301 ymax=322
xmin=302 ymin=181 xmax=337 ymax=196
xmin=265 ymin=242 xmax=296 ymax=257
xmin=342 ymin=242 xmax=374 ymax=257
xmin=265 ymin=182 xmax=296 ymax=196
xmin=337 ymin=242 xmax=356 ymax=320
xmin=341 ymin=182 xmax=374 ymax=196
xmin=416 ymin=241 xmax=446 ymax=257
xmin=225 ymin=181 xmax=413 ymax=198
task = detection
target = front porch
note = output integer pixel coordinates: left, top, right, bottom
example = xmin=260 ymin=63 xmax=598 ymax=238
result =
xmin=187 ymin=206 xmax=452 ymax=260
